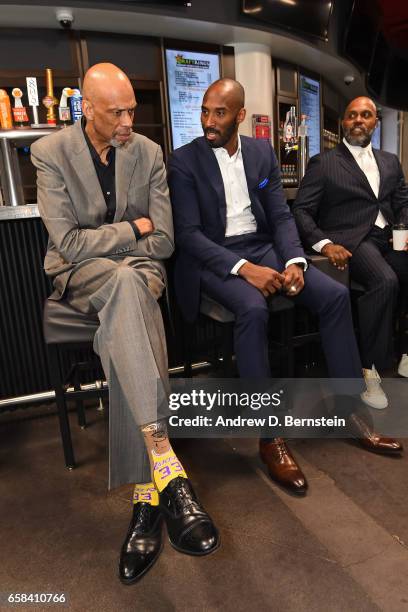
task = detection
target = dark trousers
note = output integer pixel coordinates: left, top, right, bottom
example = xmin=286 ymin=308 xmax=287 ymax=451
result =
xmin=200 ymin=234 xmax=362 ymax=379
xmin=349 ymin=226 xmax=408 ymax=370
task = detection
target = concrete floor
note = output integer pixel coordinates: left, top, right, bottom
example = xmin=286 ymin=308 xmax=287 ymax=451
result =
xmin=1 ymin=403 xmax=408 ymax=612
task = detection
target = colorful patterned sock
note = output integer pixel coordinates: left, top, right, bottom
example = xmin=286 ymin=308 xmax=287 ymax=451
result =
xmin=132 ymin=482 xmax=159 ymax=506
xmin=141 ymin=420 xmax=187 ymax=492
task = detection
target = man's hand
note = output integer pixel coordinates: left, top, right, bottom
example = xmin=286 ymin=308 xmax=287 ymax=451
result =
xmin=321 ymin=243 xmax=352 ymax=270
xmin=133 ymin=217 xmax=154 ymax=236
xmin=389 ymin=236 xmax=408 ymax=251
xmin=238 ymin=262 xmax=285 ymax=297
xmin=282 ymin=264 xmax=304 ymax=296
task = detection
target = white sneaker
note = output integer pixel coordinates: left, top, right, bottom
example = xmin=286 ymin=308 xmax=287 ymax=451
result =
xmin=398 ymin=354 xmax=408 ymax=377
xmin=360 ymin=365 xmax=388 ymax=410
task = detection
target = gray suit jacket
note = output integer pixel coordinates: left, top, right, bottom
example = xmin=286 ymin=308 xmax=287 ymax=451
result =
xmin=31 ymin=121 xmax=174 ymax=296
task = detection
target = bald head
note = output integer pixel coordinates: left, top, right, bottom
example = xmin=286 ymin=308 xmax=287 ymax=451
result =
xmin=342 ymin=96 xmax=378 ymax=147
xmin=204 ymin=78 xmax=245 ymax=110
xmin=82 ymin=63 xmax=134 ymax=105
xmin=82 ymin=63 xmax=136 ymax=150
xmin=344 ymin=96 xmax=377 ymax=118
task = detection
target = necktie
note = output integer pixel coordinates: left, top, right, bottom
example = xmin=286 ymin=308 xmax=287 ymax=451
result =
xmin=358 ymin=149 xmax=379 ymax=199
xmin=358 ymin=149 xmax=386 ymax=228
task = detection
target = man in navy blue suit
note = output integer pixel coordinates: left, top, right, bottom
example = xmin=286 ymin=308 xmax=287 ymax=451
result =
xmin=168 ymin=79 xmax=402 ymax=495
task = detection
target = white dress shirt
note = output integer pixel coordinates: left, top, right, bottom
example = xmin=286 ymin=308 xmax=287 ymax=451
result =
xmin=212 ymin=136 xmax=307 ymax=274
xmin=313 ymin=138 xmax=387 ymax=253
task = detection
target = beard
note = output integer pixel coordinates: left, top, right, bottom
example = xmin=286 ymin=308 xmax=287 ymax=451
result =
xmin=343 ymin=124 xmax=375 ymax=147
xmin=110 ymin=138 xmax=123 ymax=148
xmin=203 ymin=117 xmax=238 ymax=148
xmin=110 ymin=131 xmax=131 ymax=148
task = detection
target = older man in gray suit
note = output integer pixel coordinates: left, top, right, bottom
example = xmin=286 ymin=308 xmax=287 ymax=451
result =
xmin=31 ymin=63 xmax=219 ymax=585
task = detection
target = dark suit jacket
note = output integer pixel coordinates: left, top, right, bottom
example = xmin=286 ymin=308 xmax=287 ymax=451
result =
xmin=293 ymin=142 xmax=408 ymax=252
xmin=168 ymin=135 xmax=305 ymax=321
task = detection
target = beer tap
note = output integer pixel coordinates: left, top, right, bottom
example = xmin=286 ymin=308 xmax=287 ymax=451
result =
xmin=42 ymin=68 xmax=58 ymax=126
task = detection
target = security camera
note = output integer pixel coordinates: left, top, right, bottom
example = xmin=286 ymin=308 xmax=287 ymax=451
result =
xmin=56 ymin=8 xmax=74 ymax=29
xmin=344 ymin=75 xmax=355 ymax=86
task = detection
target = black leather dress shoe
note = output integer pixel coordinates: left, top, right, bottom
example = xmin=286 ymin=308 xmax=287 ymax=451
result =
xmin=160 ymin=477 xmax=220 ymax=556
xmin=349 ymin=413 xmax=403 ymax=455
xmin=119 ymin=503 xmax=163 ymax=584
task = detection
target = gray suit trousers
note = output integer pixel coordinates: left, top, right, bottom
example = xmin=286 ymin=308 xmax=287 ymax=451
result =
xmin=59 ymin=256 xmax=170 ymax=489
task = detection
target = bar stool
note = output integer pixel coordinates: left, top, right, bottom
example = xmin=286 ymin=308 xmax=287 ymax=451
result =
xmin=397 ymin=286 xmax=408 ymax=356
xmin=309 ymin=255 xmax=349 ymax=288
xmin=43 ymin=297 xmax=108 ymax=470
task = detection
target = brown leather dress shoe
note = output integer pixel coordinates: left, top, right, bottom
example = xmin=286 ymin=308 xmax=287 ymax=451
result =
xmin=349 ymin=413 xmax=403 ymax=455
xmin=259 ymin=438 xmax=308 ymax=495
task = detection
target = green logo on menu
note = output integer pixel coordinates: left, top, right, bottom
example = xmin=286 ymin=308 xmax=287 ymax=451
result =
xmin=175 ymin=54 xmax=210 ymax=69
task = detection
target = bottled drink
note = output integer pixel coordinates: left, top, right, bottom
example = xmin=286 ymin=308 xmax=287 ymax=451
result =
xmin=0 ymin=89 xmax=13 ymax=128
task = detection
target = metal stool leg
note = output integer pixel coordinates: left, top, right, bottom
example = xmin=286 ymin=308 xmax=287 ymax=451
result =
xmin=398 ymin=288 xmax=408 ymax=356
xmin=283 ymin=308 xmax=295 ymax=377
xmin=47 ymin=344 xmax=76 ymax=470
xmin=183 ymin=322 xmax=194 ymax=377
xmin=220 ymin=323 xmax=234 ymax=377
xmin=73 ymin=366 xmax=87 ymax=429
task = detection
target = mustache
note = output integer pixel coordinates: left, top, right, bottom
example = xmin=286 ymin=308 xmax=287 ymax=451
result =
xmin=204 ymin=128 xmax=221 ymax=136
xmin=343 ymin=123 xmax=374 ymax=146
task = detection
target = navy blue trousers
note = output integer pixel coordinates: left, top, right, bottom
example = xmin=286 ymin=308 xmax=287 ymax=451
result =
xmin=200 ymin=235 xmax=362 ymax=379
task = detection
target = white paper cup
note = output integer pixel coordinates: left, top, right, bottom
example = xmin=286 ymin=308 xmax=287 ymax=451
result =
xmin=392 ymin=225 xmax=408 ymax=251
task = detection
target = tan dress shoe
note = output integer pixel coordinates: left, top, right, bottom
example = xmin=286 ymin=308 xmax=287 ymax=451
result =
xmin=349 ymin=414 xmax=403 ymax=455
xmin=259 ymin=438 xmax=308 ymax=495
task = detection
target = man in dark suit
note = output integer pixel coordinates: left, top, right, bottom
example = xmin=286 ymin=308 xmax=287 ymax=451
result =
xmin=293 ymin=96 xmax=408 ymax=409
xmin=168 ymin=79 xmax=402 ymax=497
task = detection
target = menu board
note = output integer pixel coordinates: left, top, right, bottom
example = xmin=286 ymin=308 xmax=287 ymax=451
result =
xmin=165 ymin=49 xmax=220 ymax=150
xmin=299 ymin=74 xmax=321 ymax=159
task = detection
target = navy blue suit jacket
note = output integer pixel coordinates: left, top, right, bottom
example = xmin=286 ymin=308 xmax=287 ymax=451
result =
xmin=168 ymin=135 xmax=305 ymax=322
